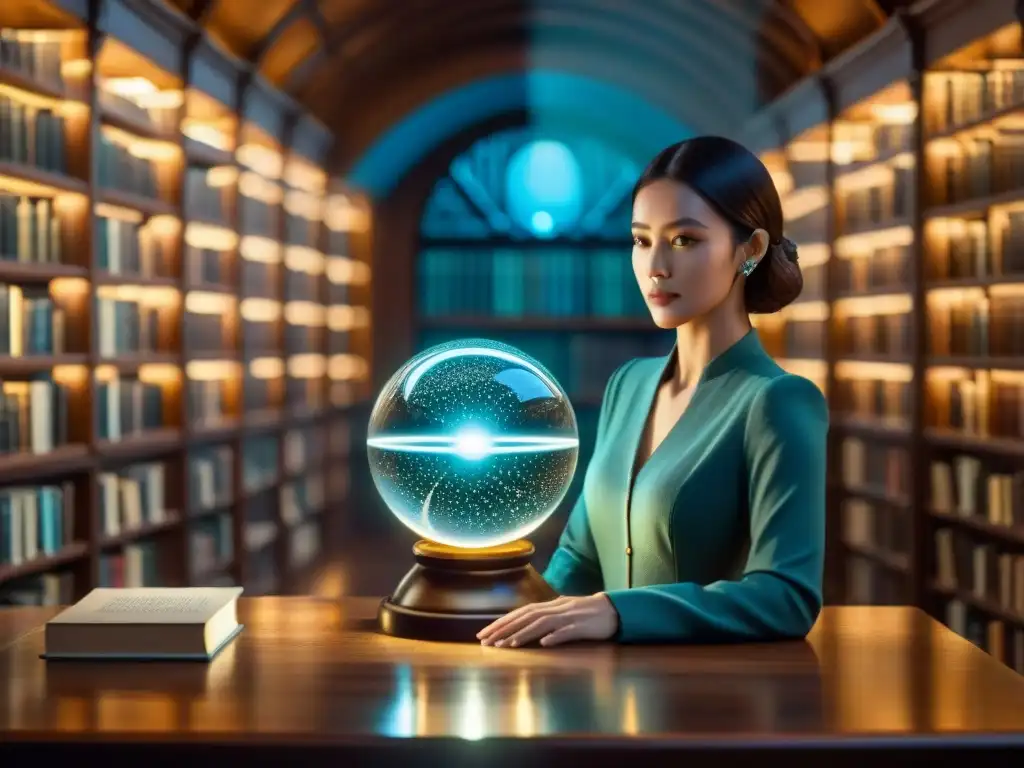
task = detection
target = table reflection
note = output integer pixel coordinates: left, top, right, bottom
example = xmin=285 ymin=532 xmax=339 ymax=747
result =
xmin=376 ymin=641 xmax=825 ymax=738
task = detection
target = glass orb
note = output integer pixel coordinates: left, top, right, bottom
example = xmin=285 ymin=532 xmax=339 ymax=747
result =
xmin=367 ymin=339 xmax=579 ymax=549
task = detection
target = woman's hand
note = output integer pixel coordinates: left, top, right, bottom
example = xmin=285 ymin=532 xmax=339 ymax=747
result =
xmin=477 ymin=594 xmax=619 ymax=648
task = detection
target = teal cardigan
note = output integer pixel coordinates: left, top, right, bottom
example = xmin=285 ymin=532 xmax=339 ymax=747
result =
xmin=542 ymin=329 xmax=829 ymax=644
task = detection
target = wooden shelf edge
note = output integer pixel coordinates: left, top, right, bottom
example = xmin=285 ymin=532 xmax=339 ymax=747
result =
xmin=0 ymin=445 xmax=91 ymax=486
xmin=925 ymin=428 xmax=1024 ymax=458
xmin=931 ymin=582 xmax=1024 ymax=627
xmin=0 ymin=161 xmax=89 ymax=196
xmin=930 ymin=509 xmax=1024 ymax=545
xmin=99 ymin=513 xmax=181 ymax=549
xmin=95 ymin=429 xmax=182 ymax=461
xmin=0 ymin=541 xmax=89 ymax=584
xmin=0 ymin=262 xmax=88 ymax=285
xmin=0 ymin=354 xmax=88 ymax=375
xmin=844 ymin=541 xmax=911 ymax=573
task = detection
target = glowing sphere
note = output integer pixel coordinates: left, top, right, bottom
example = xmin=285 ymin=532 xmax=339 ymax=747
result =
xmin=367 ymin=339 xmax=579 ymax=549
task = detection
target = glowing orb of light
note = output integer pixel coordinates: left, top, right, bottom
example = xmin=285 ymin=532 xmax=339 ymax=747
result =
xmin=366 ymin=339 xmax=579 ymax=549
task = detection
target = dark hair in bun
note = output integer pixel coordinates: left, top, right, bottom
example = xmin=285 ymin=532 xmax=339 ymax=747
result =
xmin=632 ymin=136 xmax=803 ymax=314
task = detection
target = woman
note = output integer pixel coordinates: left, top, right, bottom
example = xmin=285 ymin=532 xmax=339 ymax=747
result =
xmin=477 ymin=136 xmax=829 ymax=648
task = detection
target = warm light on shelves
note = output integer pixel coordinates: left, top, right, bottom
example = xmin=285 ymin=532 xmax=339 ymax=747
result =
xmin=783 ymin=186 xmax=829 ymax=221
xmin=327 ymin=256 xmax=370 ymax=285
xmin=237 ymin=143 xmax=283 ymax=178
xmin=989 ymin=282 xmax=1024 ymax=298
xmin=0 ymin=172 xmax=85 ymax=201
xmin=249 ymin=357 xmax=284 ymax=379
xmin=926 ymin=286 xmax=986 ymax=305
xmin=927 ymin=366 xmax=973 ymax=382
xmin=240 ymin=236 xmax=281 ymax=264
xmin=96 ymin=284 xmax=180 ymax=306
xmin=284 ymin=189 xmax=324 ymax=221
xmin=138 ymin=363 xmax=180 ymax=384
xmin=787 ymin=140 xmax=830 ymax=164
xmin=830 ymin=123 xmax=874 ymax=165
xmin=52 ymin=364 xmax=89 ymax=385
xmin=186 ymin=291 xmax=235 ymax=315
xmin=285 ymin=246 xmax=325 ymax=275
xmin=835 ymin=360 xmax=913 ymax=382
xmin=834 ymin=225 xmax=914 ymax=256
xmin=328 ymin=354 xmax=368 ymax=381
xmin=187 ymin=360 xmax=240 ymax=380
xmin=185 ymin=222 xmax=237 ymax=251
xmin=327 ymin=305 xmax=370 ymax=330
xmin=239 ymin=298 xmax=281 ymax=322
xmin=100 ymin=77 xmax=183 ymax=110
xmin=0 ymin=82 xmax=87 ymax=116
xmin=325 ymin=194 xmax=371 ymax=233
xmin=102 ymin=125 xmax=180 ymax=161
xmin=238 ymin=171 xmax=283 ymax=204
xmin=207 ymin=166 xmax=238 ymax=188
xmin=284 ymin=301 xmax=325 ymax=326
xmin=50 ymin=277 xmax=90 ymax=300
xmin=796 ymin=243 xmax=830 ymax=268
xmin=836 ymin=153 xmax=914 ymax=193
xmin=284 ymin=157 xmax=327 ymax=192
xmin=833 ymin=293 xmax=912 ymax=317
xmin=182 ymin=120 xmax=232 ymax=152
xmin=287 ymin=354 xmax=326 ymax=378
xmin=871 ymin=103 xmax=918 ymax=125
xmin=991 ymin=369 xmax=1024 ymax=385
xmin=783 ymin=301 xmax=830 ymax=322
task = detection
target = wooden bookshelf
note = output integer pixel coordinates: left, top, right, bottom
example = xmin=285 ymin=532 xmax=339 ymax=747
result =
xmin=740 ymin=0 xmax=1024 ymax=673
xmin=0 ymin=0 xmax=371 ymax=605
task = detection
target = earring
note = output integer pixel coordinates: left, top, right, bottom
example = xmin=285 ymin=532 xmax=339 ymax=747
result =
xmin=739 ymin=259 xmax=758 ymax=277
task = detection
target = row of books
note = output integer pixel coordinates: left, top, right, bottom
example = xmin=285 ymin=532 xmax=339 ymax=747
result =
xmin=188 ymin=310 xmax=230 ymax=354
xmin=929 ymin=295 xmax=1024 ymax=357
xmin=935 ymin=527 xmax=1024 ymax=619
xmin=418 ymin=328 xmax=674 ymax=404
xmin=925 ymin=69 xmax=1024 ymax=136
xmin=794 ymin=263 xmax=826 ymax=303
xmin=1 ymin=284 xmax=66 ymax=356
xmin=0 ymin=379 xmax=68 ymax=455
xmin=97 ymin=133 xmax=161 ymax=202
xmin=96 ymin=378 xmax=163 ymax=441
xmin=835 ymin=246 xmax=910 ymax=294
xmin=0 ymin=30 xmax=64 ymax=91
xmin=285 ymin=378 xmax=324 ymax=411
xmin=285 ymin=212 xmax=318 ymax=251
xmin=0 ymin=482 xmax=74 ymax=568
xmin=836 ymin=378 xmax=911 ymax=428
xmin=0 ymin=572 xmax=73 ymax=605
xmin=241 ymin=260 xmax=280 ymax=301
xmin=280 ymin=475 xmax=324 ymax=528
xmin=0 ymin=94 xmax=67 ymax=175
xmin=839 ymin=312 xmax=912 ymax=357
xmin=847 ymin=557 xmax=907 ymax=604
xmin=839 ymin=165 xmax=913 ymax=233
xmin=284 ymin=324 xmax=320 ymax=354
xmin=189 ymin=380 xmax=229 ymax=427
xmin=843 ymin=497 xmax=911 ymax=561
xmin=926 ymin=132 xmax=1024 ymax=207
xmin=191 ymin=511 xmax=233 ymax=581
xmin=783 ymin=322 xmax=825 ymax=360
xmin=782 ymin=205 xmax=827 ymax=249
xmin=418 ymin=247 xmax=650 ymax=319
xmin=96 ymin=214 xmax=170 ymax=278
xmin=288 ymin=519 xmax=321 ymax=571
xmin=242 ymin=319 xmax=280 ymax=355
xmin=932 ymin=454 xmax=1022 ymax=528
xmin=99 ymin=541 xmax=159 ymax=587
xmin=839 ymin=437 xmax=911 ymax=504
xmin=944 ymin=600 xmax=1024 ymax=675
xmin=242 ymin=376 xmax=279 ymax=413
xmin=284 ymin=269 xmax=320 ymax=304
xmin=187 ymin=244 xmax=230 ymax=287
xmin=97 ymin=88 xmax=177 ymax=138
xmin=97 ymin=461 xmax=168 ymax=538
xmin=0 ymin=195 xmax=66 ymax=265
xmin=189 ymin=445 xmax=233 ymax=512
xmin=996 ymin=211 xmax=1024 ymax=276
xmin=243 ymin=436 xmax=279 ymax=494
xmin=240 ymin=196 xmax=278 ymax=240
xmin=184 ymin=166 xmax=226 ymax=225
xmin=928 ymin=376 xmax=1024 ymax=442
xmin=284 ymin=426 xmax=325 ymax=475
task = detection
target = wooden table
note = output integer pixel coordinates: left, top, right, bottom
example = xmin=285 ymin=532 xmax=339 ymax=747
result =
xmin=1 ymin=599 xmax=1023 ymax=767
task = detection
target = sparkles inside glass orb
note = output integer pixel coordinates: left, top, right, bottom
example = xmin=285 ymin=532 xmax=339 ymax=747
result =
xmin=367 ymin=339 xmax=579 ymax=549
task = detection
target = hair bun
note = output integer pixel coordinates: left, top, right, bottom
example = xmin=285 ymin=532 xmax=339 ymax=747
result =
xmin=777 ymin=237 xmax=798 ymax=263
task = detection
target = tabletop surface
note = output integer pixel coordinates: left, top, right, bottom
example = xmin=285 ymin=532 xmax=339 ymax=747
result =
xmin=2 ymin=598 xmax=1024 ymax=744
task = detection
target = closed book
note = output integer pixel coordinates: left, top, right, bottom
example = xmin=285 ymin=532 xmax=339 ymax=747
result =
xmin=42 ymin=586 xmax=244 ymax=661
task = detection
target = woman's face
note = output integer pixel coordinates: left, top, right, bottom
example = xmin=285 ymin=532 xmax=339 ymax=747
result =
xmin=631 ymin=178 xmax=745 ymax=329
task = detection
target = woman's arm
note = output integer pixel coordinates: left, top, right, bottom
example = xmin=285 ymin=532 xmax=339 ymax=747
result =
xmin=602 ymin=373 xmax=829 ymax=643
xmin=542 ymin=360 xmax=634 ymax=596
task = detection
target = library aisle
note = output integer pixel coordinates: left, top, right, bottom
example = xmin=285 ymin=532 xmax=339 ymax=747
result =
xmin=0 ymin=1 xmax=372 ymax=606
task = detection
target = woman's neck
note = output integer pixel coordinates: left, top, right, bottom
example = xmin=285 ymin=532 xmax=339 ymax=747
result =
xmin=671 ymin=314 xmax=752 ymax=392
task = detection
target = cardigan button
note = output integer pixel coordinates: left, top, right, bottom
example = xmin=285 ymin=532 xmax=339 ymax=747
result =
xmin=625 ymin=547 xmax=632 ymax=556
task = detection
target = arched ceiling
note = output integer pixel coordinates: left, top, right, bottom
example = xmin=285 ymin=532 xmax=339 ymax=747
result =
xmin=164 ymin=0 xmax=913 ymax=173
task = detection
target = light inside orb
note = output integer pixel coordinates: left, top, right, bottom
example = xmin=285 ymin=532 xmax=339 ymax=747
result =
xmin=454 ymin=426 xmax=491 ymax=460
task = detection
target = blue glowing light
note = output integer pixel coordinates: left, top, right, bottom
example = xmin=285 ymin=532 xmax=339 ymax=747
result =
xmin=367 ymin=339 xmax=579 ymax=549
xmin=530 ymin=210 xmax=554 ymax=234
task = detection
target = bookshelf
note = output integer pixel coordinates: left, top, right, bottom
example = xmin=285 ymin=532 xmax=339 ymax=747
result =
xmin=739 ymin=0 xmax=1024 ymax=673
xmin=0 ymin=0 xmax=371 ymax=605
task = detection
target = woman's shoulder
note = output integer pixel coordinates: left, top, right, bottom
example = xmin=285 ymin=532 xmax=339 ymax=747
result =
xmin=743 ymin=369 xmax=830 ymax=438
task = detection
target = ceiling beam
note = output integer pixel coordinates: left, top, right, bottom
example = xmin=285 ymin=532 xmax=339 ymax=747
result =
xmin=188 ymin=0 xmax=218 ymax=24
